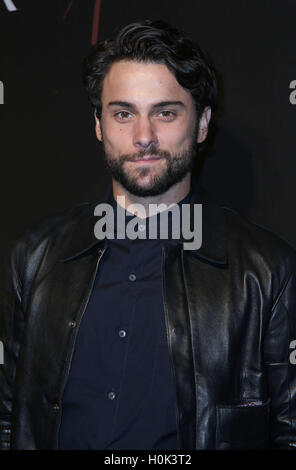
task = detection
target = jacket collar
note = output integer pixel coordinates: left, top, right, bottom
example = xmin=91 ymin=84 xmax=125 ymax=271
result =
xmin=61 ymin=176 xmax=228 ymax=266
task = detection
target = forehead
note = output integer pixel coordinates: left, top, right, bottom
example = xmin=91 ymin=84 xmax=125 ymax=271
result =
xmin=101 ymin=60 xmax=193 ymax=106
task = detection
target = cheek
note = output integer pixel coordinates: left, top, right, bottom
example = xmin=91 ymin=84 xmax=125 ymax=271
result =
xmin=160 ymin=122 xmax=194 ymax=148
xmin=103 ymin=124 xmax=131 ymax=153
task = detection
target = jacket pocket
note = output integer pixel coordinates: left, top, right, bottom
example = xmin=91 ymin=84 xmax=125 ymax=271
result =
xmin=216 ymin=398 xmax=270 ymax=449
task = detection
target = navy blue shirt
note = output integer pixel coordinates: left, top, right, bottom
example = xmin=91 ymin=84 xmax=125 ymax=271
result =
xmin=58 ymin=187 xmax=193 ymax=450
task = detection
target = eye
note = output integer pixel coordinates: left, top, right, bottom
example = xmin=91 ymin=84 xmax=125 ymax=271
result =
xmin=114 ymin=111 xmax=133 ymax=121
xmin=157 ymin=110 xmax=176 ymax=121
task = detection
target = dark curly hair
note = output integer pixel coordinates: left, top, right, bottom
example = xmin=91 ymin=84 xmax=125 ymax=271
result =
xmin=82 ymin=19 xmax=218 ymax=123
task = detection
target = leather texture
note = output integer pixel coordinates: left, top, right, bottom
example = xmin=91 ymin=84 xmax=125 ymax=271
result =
xmin=1 ymin=181 xmax=296 ymax=450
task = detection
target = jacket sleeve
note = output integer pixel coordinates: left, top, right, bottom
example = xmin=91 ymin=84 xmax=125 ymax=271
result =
xmin=263 ymin=254 xmax=296 ymax=449
xmin=0 ymin=238 xmax=27 ymax=450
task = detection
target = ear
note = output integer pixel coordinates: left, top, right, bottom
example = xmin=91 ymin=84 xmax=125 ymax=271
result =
xmin=197 ymin=106 xmax=211 ymax=143
xmin=94 ymin=111 xmax=103 ymax=142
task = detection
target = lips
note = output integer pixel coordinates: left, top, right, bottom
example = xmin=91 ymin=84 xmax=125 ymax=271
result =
xmin=132 ymin=156 xmax=162 ymax=162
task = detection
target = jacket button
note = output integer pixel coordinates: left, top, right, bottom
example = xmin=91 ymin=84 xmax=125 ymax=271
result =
xmin=69 ymin=320 xmax=76 ymax=328
xmin=53 ymin=404 xmax=60 ymax=412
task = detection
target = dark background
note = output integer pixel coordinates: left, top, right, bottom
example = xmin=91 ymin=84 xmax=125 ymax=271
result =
xmin=0 ymin=0 xmax=296 ymax=287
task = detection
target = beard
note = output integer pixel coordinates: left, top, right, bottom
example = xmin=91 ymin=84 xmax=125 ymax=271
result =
xmin=102 ymin=137 xmax=198 ymax=197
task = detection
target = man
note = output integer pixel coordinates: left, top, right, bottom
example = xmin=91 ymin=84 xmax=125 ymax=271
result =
xmin=1 ymin=19 xmax=296 ymax=450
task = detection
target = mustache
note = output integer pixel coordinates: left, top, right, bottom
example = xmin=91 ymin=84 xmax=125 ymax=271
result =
xmin=119 ymin=144 xmax=171 ymax=162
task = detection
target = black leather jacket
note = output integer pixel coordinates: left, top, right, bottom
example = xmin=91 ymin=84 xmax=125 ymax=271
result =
xmin=1 ymin=181 xmax=296 ymax=450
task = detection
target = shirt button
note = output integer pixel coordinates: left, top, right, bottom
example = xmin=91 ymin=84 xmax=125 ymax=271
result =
xmin=107 ymin=391 xmax=116 ymax=400
xmin=53 ymin=404 xmax=60 ymax=412
xmin=129 ymin=274 xmax=136 ymax=281
xmin=118 ymin=329 xmax=126 ymax=338
xmin=139 ymin=224 xmax=145 ymax=232
xmin=68 ymin=320 xmax=76 ymax=328
xmin=173 ymin=326 xmax=183 ymax=336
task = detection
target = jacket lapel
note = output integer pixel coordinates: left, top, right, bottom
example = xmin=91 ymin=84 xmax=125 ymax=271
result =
xmin=163 ymin=178 xmax=229 ymax=449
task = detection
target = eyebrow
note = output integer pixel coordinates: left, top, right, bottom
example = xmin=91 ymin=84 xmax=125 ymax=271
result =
xmin=107 ymin=100 xmax=185 ymax=109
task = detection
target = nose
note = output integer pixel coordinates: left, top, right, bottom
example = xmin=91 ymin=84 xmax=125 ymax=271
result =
xmin=133 ymin=117 xmax=159 ymax=150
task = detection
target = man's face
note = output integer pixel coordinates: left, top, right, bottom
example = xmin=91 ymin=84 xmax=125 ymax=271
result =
xmin=95 ymin=60 xmax=210 ymax=197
